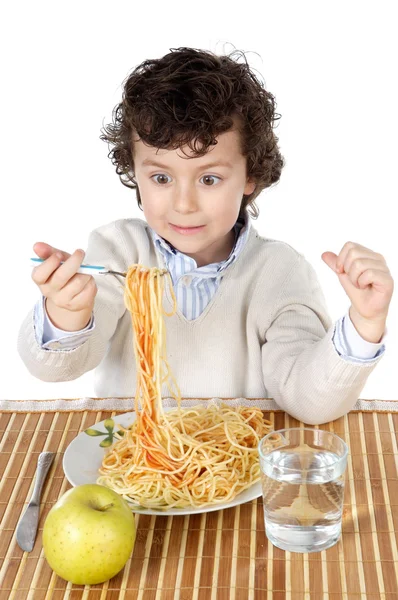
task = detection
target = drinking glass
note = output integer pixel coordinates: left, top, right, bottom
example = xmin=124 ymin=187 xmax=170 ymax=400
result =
xmin=258 ymin=428 xmax=348 ymax=553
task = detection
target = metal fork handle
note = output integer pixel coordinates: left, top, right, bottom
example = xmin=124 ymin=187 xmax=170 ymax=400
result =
xmin=100 ymin=270 xmax=127 ymax=277
xmin=99 ymin=268 xmax=169 ymax=278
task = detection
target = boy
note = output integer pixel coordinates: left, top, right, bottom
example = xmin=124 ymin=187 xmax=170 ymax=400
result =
xmin=18 ymin=47 xmax=393 ymax=425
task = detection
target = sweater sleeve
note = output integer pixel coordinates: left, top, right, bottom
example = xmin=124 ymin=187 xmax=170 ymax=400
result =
xmin=261 ymin=253 xmax=386 ymax=425
xmin=17 ymin=224 xmax=127 ymax=383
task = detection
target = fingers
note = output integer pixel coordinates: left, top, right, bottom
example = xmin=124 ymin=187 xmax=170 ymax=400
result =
xmin=47 ymin=250 xmax=86 ymax=289
xmin=55 ymin=275 xmax=98 ymax=312
xmin=32 ymin=252 xmax=64 ymax=285
xmin=72 ymin=277 xmax=98 ymax=311
xmin=33 ymin=242 xmax=71 ymax=261
xmin=338 ymin=257 xmax=390 ymax=284
xmin=32 ymin=249 xmax=84 ymax=287
xmin=335 ymin=242 xmax=387 ymax=273
xmin=56 ymin=274 xmax=97 ymax=308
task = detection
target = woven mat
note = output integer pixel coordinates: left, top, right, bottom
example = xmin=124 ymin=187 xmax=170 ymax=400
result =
xmin=0 ymin=407 xmax=398 ymax=599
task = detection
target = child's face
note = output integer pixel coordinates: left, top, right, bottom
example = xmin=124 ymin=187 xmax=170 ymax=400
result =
xmin=133 ymin=128 xmax=256 ymax=267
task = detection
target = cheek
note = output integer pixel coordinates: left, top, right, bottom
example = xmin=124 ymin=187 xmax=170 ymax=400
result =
xmin=139 ymin=188 xmax=165 ymax=219
xmin=139 ymin=198 xmax=158 ymax=224
xmin=209 ymin=197 xmax=241 ymax=221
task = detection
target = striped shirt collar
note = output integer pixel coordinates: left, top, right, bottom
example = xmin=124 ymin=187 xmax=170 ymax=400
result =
xmin=148 ymin=211 xmax=251 ymax=275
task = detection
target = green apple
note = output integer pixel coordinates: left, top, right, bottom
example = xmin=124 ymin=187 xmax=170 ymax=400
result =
xmin=43 ymin=483 xmax=136 ymax=585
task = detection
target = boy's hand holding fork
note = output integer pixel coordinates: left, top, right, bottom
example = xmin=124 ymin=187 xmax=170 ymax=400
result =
xmin=31 ymin=242 xmax=97 ymax=332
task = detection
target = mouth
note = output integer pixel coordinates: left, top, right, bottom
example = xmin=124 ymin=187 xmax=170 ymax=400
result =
xmin=169 ymin=223 xmax=206 ymax=235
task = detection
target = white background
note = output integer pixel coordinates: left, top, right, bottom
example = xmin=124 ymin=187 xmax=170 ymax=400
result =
xmin=1 ymin=1 xmax=396 ymax=400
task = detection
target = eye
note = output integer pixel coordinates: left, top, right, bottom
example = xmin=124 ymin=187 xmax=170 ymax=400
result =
xmin=151 ymin=174 xmax=172 ymax=185
xmin=200 ymin=175 xmax=221 ymax=186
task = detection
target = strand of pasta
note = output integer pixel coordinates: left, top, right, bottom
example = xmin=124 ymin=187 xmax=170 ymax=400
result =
xmin=97 ymin=264 xmax=272 ymax=509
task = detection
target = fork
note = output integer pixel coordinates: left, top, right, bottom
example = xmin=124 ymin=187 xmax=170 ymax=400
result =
xmin=30 ymin=258 xmax=168 ymax=277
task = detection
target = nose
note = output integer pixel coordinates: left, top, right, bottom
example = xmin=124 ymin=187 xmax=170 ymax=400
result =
xmin=172 ymin=185 xmax=199 ymax=214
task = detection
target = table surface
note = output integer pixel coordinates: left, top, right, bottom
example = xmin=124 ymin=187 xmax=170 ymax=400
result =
xmin=1 ymin=404 xmax=398 ymax=599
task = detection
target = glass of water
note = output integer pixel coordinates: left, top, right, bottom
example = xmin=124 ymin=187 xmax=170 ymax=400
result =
xmin=259 ymin=428 xmax=348 ymax=553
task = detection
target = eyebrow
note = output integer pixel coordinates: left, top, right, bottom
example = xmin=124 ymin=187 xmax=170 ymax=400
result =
xmin=140 ymin=158 xmax=234 ymax=170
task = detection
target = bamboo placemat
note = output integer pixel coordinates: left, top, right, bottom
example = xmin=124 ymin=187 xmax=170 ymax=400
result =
xmin=0 ymin=408 xmax=397 ymax=599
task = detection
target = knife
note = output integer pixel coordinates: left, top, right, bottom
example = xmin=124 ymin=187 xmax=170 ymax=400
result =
xmin=16 ymin=452 xmax=55 ymax=552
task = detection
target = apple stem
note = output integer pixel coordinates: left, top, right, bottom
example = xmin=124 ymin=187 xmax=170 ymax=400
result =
xmin=97 ymin=502 xmax=114 ymax=511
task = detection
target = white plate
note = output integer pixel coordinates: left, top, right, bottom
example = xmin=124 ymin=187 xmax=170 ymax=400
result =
xmin=63 ymin=408 xmax=261 ymax=515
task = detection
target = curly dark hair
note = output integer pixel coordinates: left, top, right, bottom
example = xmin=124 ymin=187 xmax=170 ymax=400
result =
xmin=100 ymin=46 xmax=285 ymax=219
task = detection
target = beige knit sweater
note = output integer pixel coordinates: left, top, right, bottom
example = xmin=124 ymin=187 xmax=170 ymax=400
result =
xmin=17 ymin=218 xmax=385 ymax=424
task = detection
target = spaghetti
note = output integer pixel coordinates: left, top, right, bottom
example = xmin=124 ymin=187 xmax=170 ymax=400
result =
xmin=97 ymin=265 xmax=272 ymax=509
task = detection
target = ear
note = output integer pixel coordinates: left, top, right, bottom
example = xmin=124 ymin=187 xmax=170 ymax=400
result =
xmin=244 ymin=180 xmax=256 ymax=196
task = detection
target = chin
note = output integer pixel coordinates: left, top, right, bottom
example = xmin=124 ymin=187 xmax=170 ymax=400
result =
xmin=172 ymin=238 xmax=205 ymax=249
